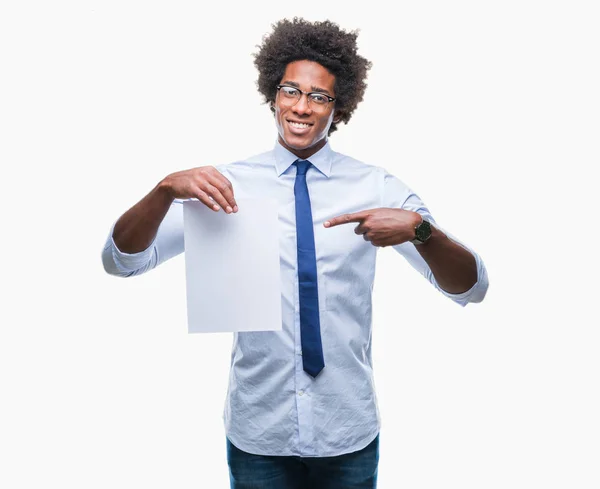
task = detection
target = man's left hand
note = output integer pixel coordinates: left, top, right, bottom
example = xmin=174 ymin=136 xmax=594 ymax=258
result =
xmin=324 ymin=208 xmax=422 ymax=247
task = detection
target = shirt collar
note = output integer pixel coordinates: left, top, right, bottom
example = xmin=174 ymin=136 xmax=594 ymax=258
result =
xmin=273 ymin=139 xmax=333 ymax=178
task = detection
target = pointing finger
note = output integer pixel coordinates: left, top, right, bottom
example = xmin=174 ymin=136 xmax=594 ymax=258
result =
xmin=324 ymin=211 xmax=369 ymax=228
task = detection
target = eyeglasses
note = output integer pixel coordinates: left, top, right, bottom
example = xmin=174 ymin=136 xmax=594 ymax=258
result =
xmin=276 ymin=84 xmax=336 ymax=111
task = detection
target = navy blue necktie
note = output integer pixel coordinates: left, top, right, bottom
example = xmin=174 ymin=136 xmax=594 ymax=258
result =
xmin=294 ymin=160 xmax=325 ymax=378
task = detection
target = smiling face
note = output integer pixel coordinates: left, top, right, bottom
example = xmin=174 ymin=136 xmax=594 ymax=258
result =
xmin=274 ymin=60 xmax=339 ymax=160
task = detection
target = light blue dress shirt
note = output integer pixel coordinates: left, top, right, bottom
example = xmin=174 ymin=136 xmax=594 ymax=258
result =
xmin=102 ymin=140 xmax=488 ymax=457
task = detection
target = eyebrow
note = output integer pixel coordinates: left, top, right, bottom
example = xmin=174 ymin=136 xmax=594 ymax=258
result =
xmin=281 ymin=80 xmax=333 ymax=96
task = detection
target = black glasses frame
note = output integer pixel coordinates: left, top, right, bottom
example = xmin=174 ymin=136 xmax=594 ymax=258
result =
xmin=276 ymin=84 xmax=336 ymax=105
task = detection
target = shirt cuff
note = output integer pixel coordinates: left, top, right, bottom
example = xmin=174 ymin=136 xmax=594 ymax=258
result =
xmin=103 ymin=222 xmax=158 ymax=275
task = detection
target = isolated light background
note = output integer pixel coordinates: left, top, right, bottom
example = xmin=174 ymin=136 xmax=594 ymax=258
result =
xmin=1 ymin=1 xmax=598 ymax=488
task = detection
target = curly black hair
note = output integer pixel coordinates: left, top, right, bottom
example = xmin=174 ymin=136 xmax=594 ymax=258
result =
xmin=253 ymin=17 xmax=372 ymax=135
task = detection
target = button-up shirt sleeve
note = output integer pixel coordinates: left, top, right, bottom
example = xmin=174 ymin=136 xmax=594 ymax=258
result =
xmin=382 ymin=170 xmax=489 ymax=306
xmin=102 ymin=199 xmax=185 ymax=277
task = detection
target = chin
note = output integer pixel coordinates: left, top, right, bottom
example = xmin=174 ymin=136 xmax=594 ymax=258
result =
xmin=282 ymin=132 xmax=324 ymax=151
xmin=287 ymin=139 xmax=316 ymax=150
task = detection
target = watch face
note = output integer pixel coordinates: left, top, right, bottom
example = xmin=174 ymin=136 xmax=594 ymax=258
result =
xmin=415 ymin=220 xmax=432 ymax=242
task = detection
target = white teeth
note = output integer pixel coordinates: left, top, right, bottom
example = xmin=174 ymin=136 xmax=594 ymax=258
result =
xmin=289 ymin=121 xmax=310 ymax=128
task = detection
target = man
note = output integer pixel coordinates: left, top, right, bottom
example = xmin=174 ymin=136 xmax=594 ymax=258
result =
xmin=102 ymin=17 xmax=488 ymax=489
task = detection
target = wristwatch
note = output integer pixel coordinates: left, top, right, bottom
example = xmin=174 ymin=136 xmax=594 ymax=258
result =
xmin=411 ymin=216 xmax=432 ymax=245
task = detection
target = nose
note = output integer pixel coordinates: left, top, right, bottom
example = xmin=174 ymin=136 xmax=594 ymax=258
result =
xmin=293 ymin=93 xmax=313 ymax=115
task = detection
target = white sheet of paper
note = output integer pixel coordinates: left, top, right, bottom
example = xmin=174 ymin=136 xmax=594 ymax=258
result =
xmin=183 ymin=199 xmax=282 ymax=333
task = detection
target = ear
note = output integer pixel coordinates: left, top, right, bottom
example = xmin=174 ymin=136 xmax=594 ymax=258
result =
xmin=333 ymin=110 xmax=344 ymax=124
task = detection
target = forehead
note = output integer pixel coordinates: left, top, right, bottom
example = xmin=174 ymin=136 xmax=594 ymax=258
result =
xmin=280 ymin=60 xmax=336 ymax=93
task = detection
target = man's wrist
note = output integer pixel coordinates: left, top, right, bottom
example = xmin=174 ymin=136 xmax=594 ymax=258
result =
xmin=411 ymin=214 xmax=432 ymax=245
xmin=156 ymin=178 xmax=177 ymax=203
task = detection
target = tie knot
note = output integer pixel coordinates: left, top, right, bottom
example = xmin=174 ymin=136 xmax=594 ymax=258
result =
xmin=294 ymin=159 xmax=311 ymax=176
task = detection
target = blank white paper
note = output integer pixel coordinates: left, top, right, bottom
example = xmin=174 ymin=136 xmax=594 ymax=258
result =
xmin=183 ymin=199 xmax=282 ymax=333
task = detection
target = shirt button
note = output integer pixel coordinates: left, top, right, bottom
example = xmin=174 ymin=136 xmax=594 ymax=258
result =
xmin=298 ymin=390 xmax=304 ymax=396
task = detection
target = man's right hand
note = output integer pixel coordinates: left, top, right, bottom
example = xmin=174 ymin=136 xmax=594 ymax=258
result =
xmin=160 ymin=166 xmax=238 ymax=214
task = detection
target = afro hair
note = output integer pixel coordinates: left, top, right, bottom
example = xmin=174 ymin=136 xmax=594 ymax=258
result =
xmin=253 ymin=17 xmax=372 ymax=135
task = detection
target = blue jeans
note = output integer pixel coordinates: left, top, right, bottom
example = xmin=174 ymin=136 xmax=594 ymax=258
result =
xmin=226 ymin=434 xmax=379 ymax=489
